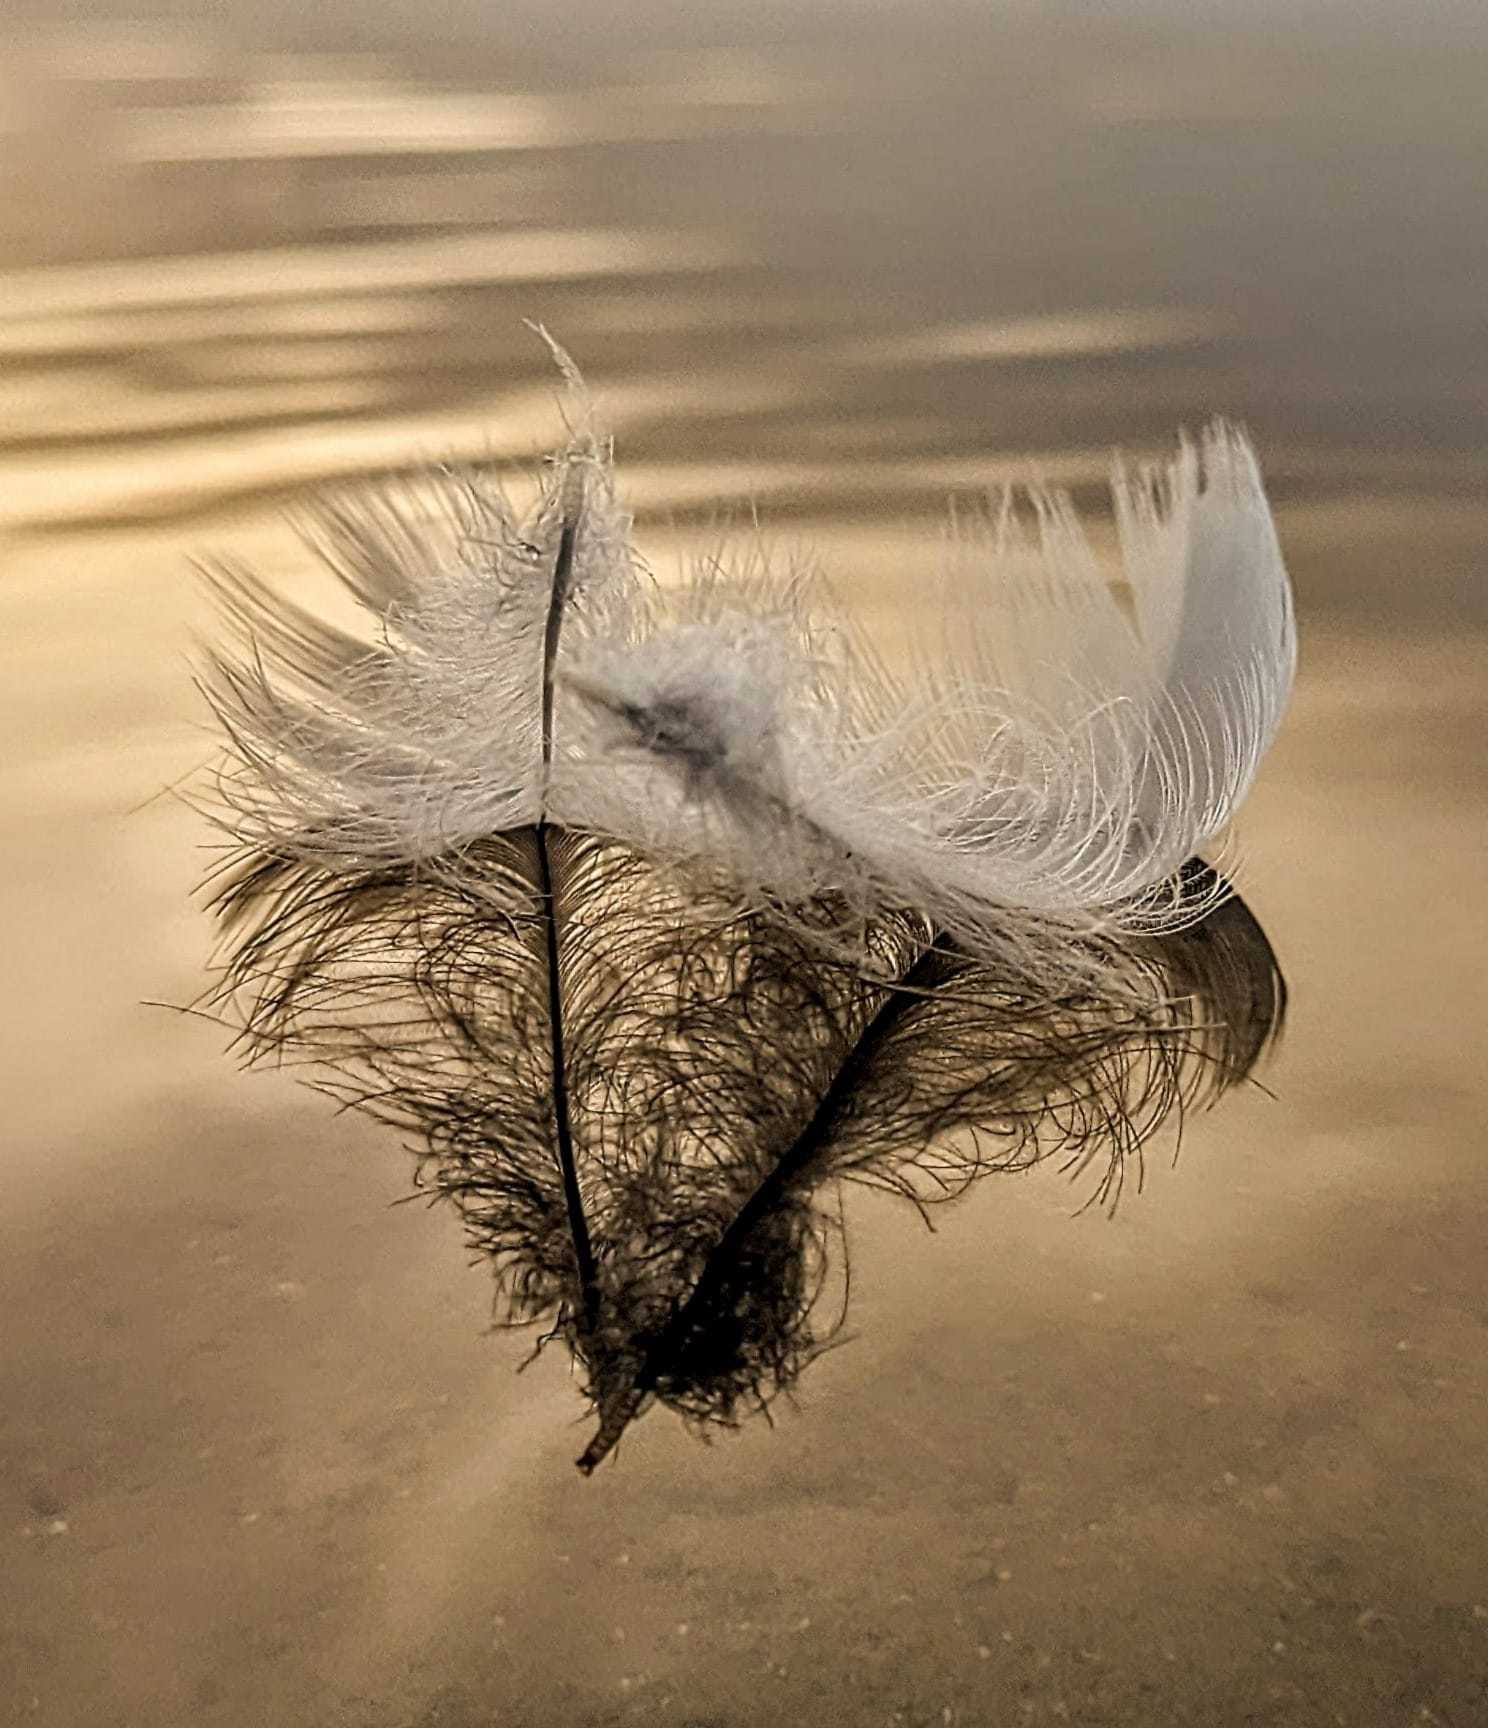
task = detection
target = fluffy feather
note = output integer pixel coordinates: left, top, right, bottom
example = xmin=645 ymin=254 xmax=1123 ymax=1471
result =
xmin=564 ymin=423 xmax=1295 ymax=985
xmin=199 ymin=383 xmax=1293 ymax=1470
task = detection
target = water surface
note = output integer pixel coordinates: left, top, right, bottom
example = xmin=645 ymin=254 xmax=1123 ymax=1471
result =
xmin=3 ymin=5 xmax=1485 ymax=1725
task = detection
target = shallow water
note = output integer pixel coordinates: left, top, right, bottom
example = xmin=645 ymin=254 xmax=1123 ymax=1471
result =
xmin=3 ymin=5 xmax=1486 ymax=1725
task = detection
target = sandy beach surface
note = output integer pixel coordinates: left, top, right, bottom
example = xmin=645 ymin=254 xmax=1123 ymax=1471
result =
xmin=3 ymin=5 xmax=1486 ymax=1724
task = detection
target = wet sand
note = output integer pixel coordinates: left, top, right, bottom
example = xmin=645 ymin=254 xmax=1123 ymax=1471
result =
xmin=3 ymin=5 xmax=1487 ymax=1724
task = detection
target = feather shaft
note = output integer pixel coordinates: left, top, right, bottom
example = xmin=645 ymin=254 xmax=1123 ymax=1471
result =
xmin=576 ymin=939 xmax=947 ymax=1472
xmin=535 ymin=505 xmax=599 ymax=1333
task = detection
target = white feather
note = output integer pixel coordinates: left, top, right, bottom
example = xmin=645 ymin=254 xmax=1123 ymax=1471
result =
xmin=559 ymin=422 xmax=1295 ymax=983
xmin=206 ymin=402 xmax=1293 ymax=997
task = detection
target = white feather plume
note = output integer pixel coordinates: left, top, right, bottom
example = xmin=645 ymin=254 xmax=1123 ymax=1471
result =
xmin=203 ymin=433 xmax=647 ymax=869
xmin=557 ymin=421 xmax=1295 ymax=987
xmin=204 ymin=392 xmax=1293 ymax=1001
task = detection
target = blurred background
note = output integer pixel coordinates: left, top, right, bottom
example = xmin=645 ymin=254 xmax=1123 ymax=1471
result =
xmin=2 ymin=2 xmax=1484 ymax=1724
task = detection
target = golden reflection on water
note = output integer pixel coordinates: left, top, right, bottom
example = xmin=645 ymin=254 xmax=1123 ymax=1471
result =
xmin=3 ymin=6 xmax=1486 ymax=556
xmin=3 ymin=6 xmax=1487 ymax=1726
